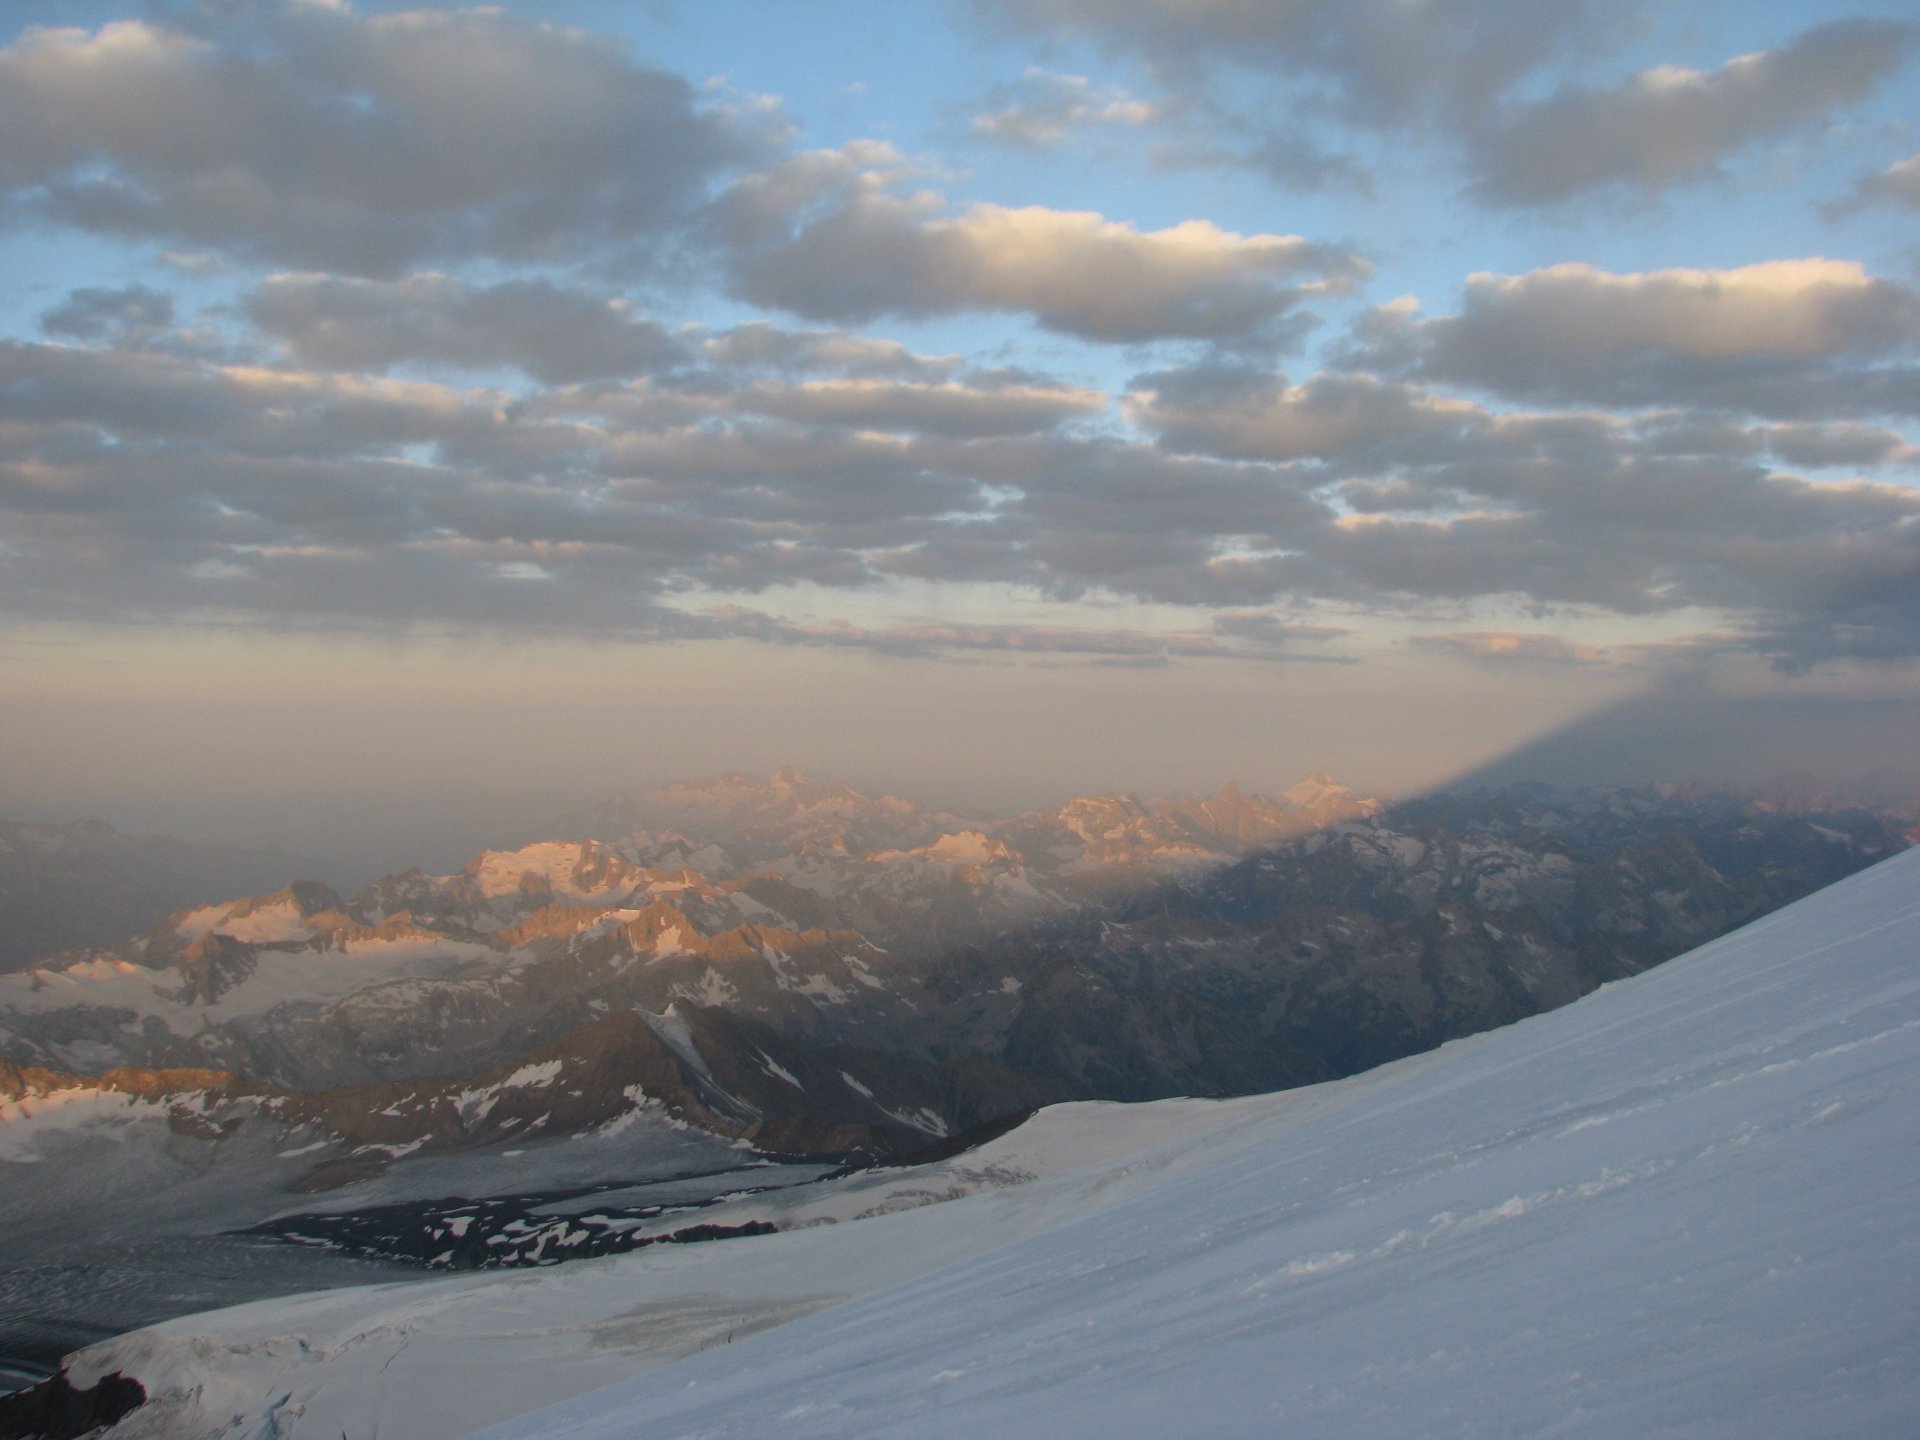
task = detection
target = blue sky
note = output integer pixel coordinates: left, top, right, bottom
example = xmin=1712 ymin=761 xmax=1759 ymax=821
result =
xmin=1 ymin=0 xmax=1917 ymax=857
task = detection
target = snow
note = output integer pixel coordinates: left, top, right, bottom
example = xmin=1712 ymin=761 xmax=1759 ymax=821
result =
xmin=672 ymin=971 xmax=738 ymax=1008
xmin=917 ymin=831 xmax=1006 ymax=866
xmin=753 ymin=1051 xmax=801 ymax=1088
xmin=878 ymin=1104 xmax=949 ymax=1137
xmin=173 ymin=898 xmax=311 ymax=944
xmin=450 ymin=1063 xmax=563 ymax=1128
xmin=496 ymin=1061 xmax=562 ymax=1090
xmin=1383 ymin=833 xmax=1426 ymax=869
xmin=1 ymin=935 xmax=497 ymax=1034
xmin=0 ymin=1087 xmax=147 ymax=1163
xmin=468 ymin=844 xmax=628 ymax=901
xmin=61 ymin=848 xmax=1920 ymax=1440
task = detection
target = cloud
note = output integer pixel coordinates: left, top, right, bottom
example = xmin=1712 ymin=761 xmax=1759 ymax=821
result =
xmin=1306 ymin=457 xmax=1920 ymax=669
xmin=721 ymin=152 xmax=1366 ymax=343
xmin=1828 ymin=152 xmax=1920 ymax=216
xmin=1439 ymin=260 xmax=1920 ymax=364
xmin=0 ymin=9 xmax=768 ymax=274
xmin=698 ymin=323 xmax=959 ymax=381
xmin=1367 ymin=260 xmax=1920 ymax=418
xmin=1158 ymin=131 xmax=1372 ymax=196
xmin=5 ymin=319 xmax=1918 ymax=670
xmin=737 ymin=376 xmax=1108 ymax=438
xmin=1114 ymin=355 xmax=1920 ymax=667
xmin=970 ymin=67 xmax=1161 ymax=148
xmin=1469 ymin=20 xmax=1914 ymax=203
xmin=1211 ymin=610 xmax=1352 ymax=647
xmin=248 ymin=274 xmax=691 ymax=383
xmin=976 ymin=0 xmax=1613 ymax=130
xmin=39 ymin=283 xmax=174 ymax=343
xmin=1765 ymin=422 xmax=1919 ymax=470
xmin=1128 ymin=364 xmax=1479 ymax=461
xmin=980 ymin=4 xmax=1915 ymax=213
xmin=689 ymin=607 xmax=1346 ymax=665
xmin=1411 ymin=631 xmax=1606 ymax=665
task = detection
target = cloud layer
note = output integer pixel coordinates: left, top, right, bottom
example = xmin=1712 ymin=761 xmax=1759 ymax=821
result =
xmin=0 ymin=9 xmax=767 ymax=273
xmin=0 ymin=5 xmax=1914 ymax=684
xmin=8 ymin=282 xmax=1917 ymax=673
xmin=980 ymin=3 xmax=1914 ymax=205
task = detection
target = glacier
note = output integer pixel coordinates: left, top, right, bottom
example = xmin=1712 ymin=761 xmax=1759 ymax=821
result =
xmin=53 ymin=844 xmax=1920 ymax=1438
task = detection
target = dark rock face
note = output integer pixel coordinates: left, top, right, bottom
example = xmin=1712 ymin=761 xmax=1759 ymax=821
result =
xmin=247 ymin=1185 xmax=785 ymax=1270
xmin=901 ymin=794 xmax=1907 ymax=1095
xmin=0 ymin=1368 xmax=145 ymax=1439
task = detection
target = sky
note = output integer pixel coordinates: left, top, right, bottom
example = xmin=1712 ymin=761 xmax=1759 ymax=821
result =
xmin=2 ymin=0 xmax=1918 ymax=865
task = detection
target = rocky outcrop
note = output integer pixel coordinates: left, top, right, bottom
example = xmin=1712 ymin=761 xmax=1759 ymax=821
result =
xmin=0 ymin=1367 xmax=144 ymax=1439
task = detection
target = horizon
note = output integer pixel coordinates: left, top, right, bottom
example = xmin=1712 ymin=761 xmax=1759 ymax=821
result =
xmin=3 ymin=0 xmax=1918 ymax=867
xmin=7 ymin=746 xmax=1917 ymax=888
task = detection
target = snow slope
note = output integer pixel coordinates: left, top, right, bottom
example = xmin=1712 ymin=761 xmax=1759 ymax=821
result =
xmin=68 ymin=846 xmax=1920 ymax=1439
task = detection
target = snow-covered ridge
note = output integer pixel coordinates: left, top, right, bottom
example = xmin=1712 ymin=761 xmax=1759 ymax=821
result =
xmin=56 ymin=846 xmax=1920 ymax=1439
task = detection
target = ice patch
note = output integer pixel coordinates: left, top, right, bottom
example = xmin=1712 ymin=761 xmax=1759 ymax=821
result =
xmin=643 ymin=1006 xmax=712 ymax=1080
xmin=755 ymin=1051 xmax=802 ymax=1088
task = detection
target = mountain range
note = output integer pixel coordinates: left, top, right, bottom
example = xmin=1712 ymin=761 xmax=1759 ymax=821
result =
xmin=8 ymin=809 xmax=1916 ymax=1439
xmin=0 ymin=768 xmax=1911 ymax=1382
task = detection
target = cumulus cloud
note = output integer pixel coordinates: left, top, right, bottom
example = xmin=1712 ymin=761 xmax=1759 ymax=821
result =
xmin=721 ymin=152 xmax=1365 ymax=343
xmin=248 ymin=274 xmax=691 ymax=383
xmin=0 ymin=9 xmax=768 ymax=274
xmin=1441 ymin=260 xmax=1920 ymax=364
xmin=1367 ymin=260 xmax=1920 ymax=418
xmin=1470 ymin=19 xmax=1914 ymax=203
xmin=970 ymin=67 xmax=1161 ymax=148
